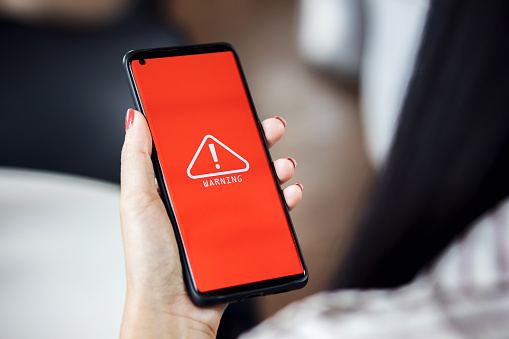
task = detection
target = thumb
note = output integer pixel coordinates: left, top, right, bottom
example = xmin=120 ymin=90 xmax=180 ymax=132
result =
xmin=120 ymin=108 xmax=157 ymax=201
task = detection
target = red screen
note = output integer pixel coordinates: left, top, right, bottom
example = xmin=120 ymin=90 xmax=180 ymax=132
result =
xmin=131 ymin=51 xmax=303 ymax=292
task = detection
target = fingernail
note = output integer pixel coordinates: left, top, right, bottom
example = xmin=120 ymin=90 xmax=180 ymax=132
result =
xmin=287 ymin=157 xmax=297 ymax=168
xmin=125 ymin=108 xmax=134 ymax=131
xmin=275 ymin=116 xmax=287 ymax=127
xmin=295 ymin=183 xmax=304 ymax=191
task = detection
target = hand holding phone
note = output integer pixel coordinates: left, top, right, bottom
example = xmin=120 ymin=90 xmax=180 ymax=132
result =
xmin=122 ymin=43 xmax=308 ymax=307
xmin=120 ymin=109 xmax=303 ymax=338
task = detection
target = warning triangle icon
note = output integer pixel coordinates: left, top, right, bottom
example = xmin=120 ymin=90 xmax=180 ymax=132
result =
xmin=187 ymin=135 xmax=250 ymax=179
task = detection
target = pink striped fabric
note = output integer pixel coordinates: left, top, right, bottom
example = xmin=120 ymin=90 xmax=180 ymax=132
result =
xmin=241 ymin=198 xmax=509 ymax=339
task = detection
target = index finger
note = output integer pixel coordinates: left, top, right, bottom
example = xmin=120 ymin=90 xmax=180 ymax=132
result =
xmin=262 ymin=116 xmax=287 ymax=149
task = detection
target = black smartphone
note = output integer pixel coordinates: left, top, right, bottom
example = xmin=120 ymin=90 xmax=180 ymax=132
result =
xmin=123 ymin=43 xmax=308 ymax=306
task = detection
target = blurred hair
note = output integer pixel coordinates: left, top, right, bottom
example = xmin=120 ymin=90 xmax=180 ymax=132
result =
xmin=334 ymin=0 xmax=509 ymax=288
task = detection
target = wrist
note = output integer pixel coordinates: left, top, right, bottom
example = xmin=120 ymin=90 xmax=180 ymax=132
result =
xmin=120 ymin=290 xmax=224 ymax=339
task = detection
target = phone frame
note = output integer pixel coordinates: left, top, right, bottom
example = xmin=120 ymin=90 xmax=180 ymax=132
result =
xmin=123 ymin=43 xmax=308 ymax=306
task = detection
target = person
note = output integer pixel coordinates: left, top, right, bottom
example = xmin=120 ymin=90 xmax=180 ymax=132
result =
xmin=118 ymin=0 xmax=509 ymax=337
xmin=119 ymin=107 xmax=509 ymax=339
xmin=119 ymin=109 xmax=302 ymax=338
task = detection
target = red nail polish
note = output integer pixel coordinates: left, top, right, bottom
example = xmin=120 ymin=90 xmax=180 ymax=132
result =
xmin=296 ymin=183 xmax=304 ymax=191
xmin=125 ymin=108 xmax=134 ymax=131
xmin=287 ymin=157 xmax=297 ymax=168
xmin=275 ymin=116 xmax=287 ymax=127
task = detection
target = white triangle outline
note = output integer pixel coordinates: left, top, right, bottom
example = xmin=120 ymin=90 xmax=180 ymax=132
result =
xmin=187 ymin=135 xmax=250 ymax=179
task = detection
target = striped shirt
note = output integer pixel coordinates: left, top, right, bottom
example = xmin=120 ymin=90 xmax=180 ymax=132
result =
xmin=241 ymin=198 xmax=509 ymax=339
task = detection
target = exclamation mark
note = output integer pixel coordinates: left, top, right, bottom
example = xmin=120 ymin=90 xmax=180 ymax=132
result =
xmin=209 ymin=144 xmax=220 ymax=169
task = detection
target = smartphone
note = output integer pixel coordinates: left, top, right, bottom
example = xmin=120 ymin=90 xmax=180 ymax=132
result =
xmin=123 ymin=43 xmax=308 ymax=306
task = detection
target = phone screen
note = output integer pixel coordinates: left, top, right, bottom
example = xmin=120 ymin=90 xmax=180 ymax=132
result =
xmin=130 ymin=48 xmax=304 ymax=294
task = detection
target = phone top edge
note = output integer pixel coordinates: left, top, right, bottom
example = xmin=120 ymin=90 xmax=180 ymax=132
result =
xmin=123 ymin=42 xmax=237 ymax=62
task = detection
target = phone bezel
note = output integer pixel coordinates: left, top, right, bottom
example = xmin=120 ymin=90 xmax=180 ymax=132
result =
xmin=123 ymin=43 xmax=308 ymax=306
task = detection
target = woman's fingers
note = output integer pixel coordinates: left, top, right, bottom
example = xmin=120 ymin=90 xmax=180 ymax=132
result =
xmin=262 ymin=116 xmax=303 ymax=210
xmin=283 ymin=183 xmax=304 ymax=211
xmin=274 ymin=157 xmax=297 ymax=184
xmin=120 ymin=109 xmax=158 ymax=203
xmin=262 ymin=116 xmax=287 ymax=149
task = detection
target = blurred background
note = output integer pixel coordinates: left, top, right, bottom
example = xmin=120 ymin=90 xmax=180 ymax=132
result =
xmin=0 ymin=0 xmax=429 ymax=338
